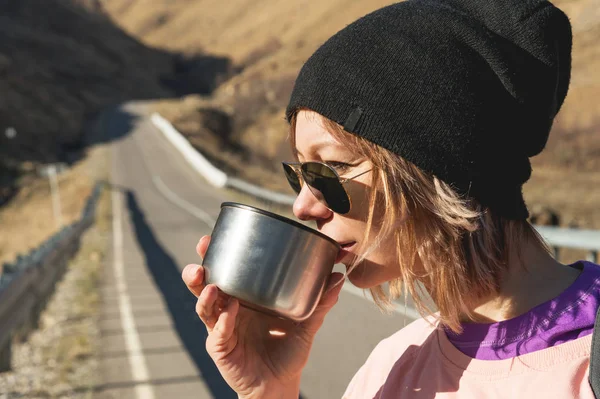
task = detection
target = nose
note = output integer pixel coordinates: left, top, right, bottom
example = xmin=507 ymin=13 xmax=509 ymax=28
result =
xmin=293 ymin=184 xmax=332 ymax=222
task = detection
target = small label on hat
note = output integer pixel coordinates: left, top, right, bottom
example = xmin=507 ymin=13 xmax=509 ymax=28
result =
xmin=343 ymin=107 xmax=363 ymax=132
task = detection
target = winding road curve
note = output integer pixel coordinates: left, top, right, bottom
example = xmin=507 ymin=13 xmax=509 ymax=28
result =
xmin=98 ymin=102 xmax=416 ymax=399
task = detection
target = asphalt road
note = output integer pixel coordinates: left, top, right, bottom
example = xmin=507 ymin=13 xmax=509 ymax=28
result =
xmin=98 ymin=103 xmax=416 ymax=399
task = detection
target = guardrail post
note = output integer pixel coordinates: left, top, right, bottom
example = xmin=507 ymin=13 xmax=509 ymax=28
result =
xmin=0 ymin=340 xmax=12 ymax=372
xmin=589 ymin=251 xmax=598 ymax=263
xmin=30 ymin=299 xmax=43 ymax=331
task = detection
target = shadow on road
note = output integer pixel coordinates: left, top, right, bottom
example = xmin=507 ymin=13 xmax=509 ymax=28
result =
xmin=87 ymin=106 xmax=141 ymax=147
xmin=124 ymin=189 xmax=237 ymax=398
xmin=124 ymin=189 xmax=307 ymax=398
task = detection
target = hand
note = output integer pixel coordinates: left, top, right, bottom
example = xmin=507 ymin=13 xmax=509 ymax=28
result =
xmin=182 ymin=235 xmax=345 ymax=399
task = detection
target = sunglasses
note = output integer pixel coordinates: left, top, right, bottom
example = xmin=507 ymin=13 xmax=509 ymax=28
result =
xmin=282 ymin=161 xmax=372 ymax=214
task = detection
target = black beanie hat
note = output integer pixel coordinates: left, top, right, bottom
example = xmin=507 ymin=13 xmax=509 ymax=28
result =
xmin=286 ymin=0 xmax=572 ymax=219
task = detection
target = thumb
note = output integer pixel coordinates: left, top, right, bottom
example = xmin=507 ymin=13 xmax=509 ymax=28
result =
xmin=302 ymin=272 xmax=345 ymax=335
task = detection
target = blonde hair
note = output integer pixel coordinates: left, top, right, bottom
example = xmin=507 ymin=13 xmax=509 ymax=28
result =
xmin=289 ymin=109 xmax=550 ymax=333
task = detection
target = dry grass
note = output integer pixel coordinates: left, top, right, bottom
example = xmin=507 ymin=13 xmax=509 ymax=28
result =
xmin=0 ymin=145 xmax=108 ymax=269
xmin=525 ymin=167 xmax=600 ymax=227
xmin=0 ymin=144 xmax=110 ymax=398
xmin=99 ymin=0 xmax=398 ymax=65
xmin=41 ymin=185 xmax=110 ymax=388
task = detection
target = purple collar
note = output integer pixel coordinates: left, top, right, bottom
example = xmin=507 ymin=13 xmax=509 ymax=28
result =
xmin=445 ymin=261 xmax=600 ymax=360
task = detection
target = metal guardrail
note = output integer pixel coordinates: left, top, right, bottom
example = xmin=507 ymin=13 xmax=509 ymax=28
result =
xmin=150 ymin=113 xmax=296 ymax=205
xmin=0 ymin=181 xmax=104 ymax=372
xmin=535 ymin=225 xmax=600 ymax=263
xmin=150 ymin=111 xmax=600 ymax=261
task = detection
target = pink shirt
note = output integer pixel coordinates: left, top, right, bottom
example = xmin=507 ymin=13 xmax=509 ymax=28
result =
xmin=343 ymin=316 xmax=594 ymax=398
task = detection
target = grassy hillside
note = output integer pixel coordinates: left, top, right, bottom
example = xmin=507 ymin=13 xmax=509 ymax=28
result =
xmin=100 ymin=0 xmax=600 ymax=227
xmin=1 ymin=0 xmax=597 ymax=229
xmin=0 ymin=0 xmax=238 ymax=207
xmin=0 ymin=0 xmax=173 ymax=165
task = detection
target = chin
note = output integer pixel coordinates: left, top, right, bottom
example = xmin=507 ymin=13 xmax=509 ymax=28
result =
xmin=345 ymin=261 xmax=380 ymax=289
xmin=347 ymin=274 xmax=375 ymax=289
xmin=344 ymin=257 xmax=398 ymax=289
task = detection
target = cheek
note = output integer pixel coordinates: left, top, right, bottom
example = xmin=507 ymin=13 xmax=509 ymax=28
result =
xmin=336 ymin=217 xmax=366 ymax=238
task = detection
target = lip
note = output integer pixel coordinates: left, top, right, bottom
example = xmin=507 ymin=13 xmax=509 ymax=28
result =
xmin=335 ymin=241 xmax=356 ymax=264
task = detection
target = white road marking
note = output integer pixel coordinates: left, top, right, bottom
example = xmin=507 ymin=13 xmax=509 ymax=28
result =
xmin=128 ymin=126 xmax=218 ymax=227
xmin=112 ymin=189 xmax=156 ymax=399
xmin=152 ymin=175 xmax=216 ymax=228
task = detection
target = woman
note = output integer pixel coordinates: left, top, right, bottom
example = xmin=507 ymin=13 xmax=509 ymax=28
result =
xmin=183 ymin=0 xmax=600 ymax=397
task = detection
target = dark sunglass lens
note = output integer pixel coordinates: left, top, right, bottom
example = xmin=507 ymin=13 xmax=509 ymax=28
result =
xmin=282 ymin=163 xmax=302 ymax=194
xmin=301 ymin=163 xmax=351 ymax=214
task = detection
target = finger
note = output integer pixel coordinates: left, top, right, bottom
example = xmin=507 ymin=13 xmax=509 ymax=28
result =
xmin=207 ymin=298 xmax=240 ymax=358
xmin=323 ymin=272 xmax=346 ymax=296
xmin=302 ymin=272 xmax=345 ymax=334
xmin=182 ymin=264 xmax=205 ymax=297
xmin=196 ymin=235 xmax=211 ymax=260
xmin=215 ymin=291 xmax=231 ymax=312
xmin=320 ymin=272 xmax=346 ymax=309
xmin=196 ymin=284 xmax=219 ymax=332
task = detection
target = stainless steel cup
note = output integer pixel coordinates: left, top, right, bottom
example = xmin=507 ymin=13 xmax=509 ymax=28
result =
xmin=201 ymin=202 xmax=340 ymax=322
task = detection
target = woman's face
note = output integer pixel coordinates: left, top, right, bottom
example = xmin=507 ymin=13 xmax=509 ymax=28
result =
xmin=292 ymin=110 xmax=401 ymax=288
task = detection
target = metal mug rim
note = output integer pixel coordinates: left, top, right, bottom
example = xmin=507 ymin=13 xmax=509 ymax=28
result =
xmin=220 ymin=202 xmax=340 ymax=248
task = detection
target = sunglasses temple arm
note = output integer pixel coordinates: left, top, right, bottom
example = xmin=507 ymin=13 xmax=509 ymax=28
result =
xmin=340 ymin=168 xmax=373 ymax=183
